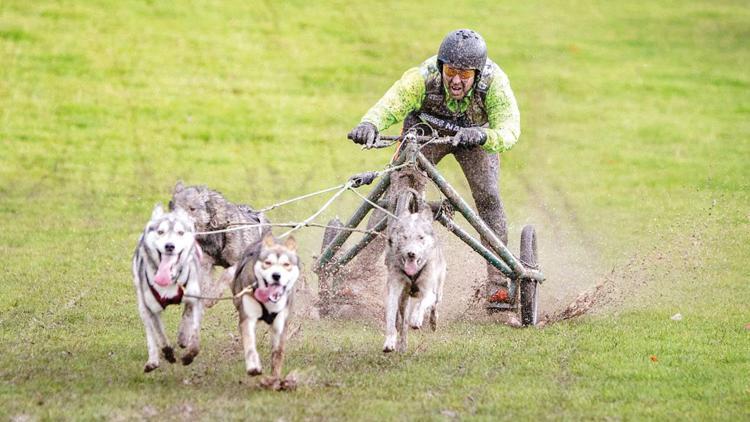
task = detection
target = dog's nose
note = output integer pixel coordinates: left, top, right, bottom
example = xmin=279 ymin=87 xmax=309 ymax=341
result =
xmin=165 ymin=243 xmax=175 ymax=253
xmin=272 ymin=273 xmax=281 ymax=282
xmin=407 ymin=252 xmax=416 ymax=259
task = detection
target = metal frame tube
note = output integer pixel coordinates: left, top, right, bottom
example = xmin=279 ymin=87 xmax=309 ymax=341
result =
xmin=330 ymin=217 xmax=388 ymax=270
xmin=327 ymin=217 xmax=389 ymax=290
xmin=315 ymin=147 xmax=410 ymax=272
xmin=435 ymin=213 xmax=514 ymax=278
xmin=417 ymin=152 xmax=527 ymax=278
xmin=315 ymin=174 xmax=390 ymax=271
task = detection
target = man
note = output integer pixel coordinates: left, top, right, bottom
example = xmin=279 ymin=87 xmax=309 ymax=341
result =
xmin=348 ymin=29 xmax=521 ymax=309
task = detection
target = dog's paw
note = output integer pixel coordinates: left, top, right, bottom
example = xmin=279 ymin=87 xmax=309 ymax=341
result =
xmin=247 ymin=367 xmax=263 ymax=376
xmin=181 ymin=352 xmax=197 ymax=366
xmin=409 ymin=317 xmax=423 ymax=330
xmin=383 ymin=335 xmax=397 ymax=353
xmin=144 ymin=362 xmax=159 ymax=373
xmin=162 ymin=346 xmax=176 ymax=363
xmin=260 ymin=376 xmax=282 ymax=391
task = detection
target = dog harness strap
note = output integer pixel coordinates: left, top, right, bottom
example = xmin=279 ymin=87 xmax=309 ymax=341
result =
xmin=259 ymin=305 xmax=278 ymax=325
xmin=403 ymin=266 xmax=425 ymax=284
xmin=148 ymin=283 xmax=183 ymax=309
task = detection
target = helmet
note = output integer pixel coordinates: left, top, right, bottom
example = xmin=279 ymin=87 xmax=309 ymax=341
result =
xmin=437 ymin=29 xmax=487 ymax=72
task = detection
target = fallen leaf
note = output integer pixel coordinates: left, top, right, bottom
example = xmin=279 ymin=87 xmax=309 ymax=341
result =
xmin=650 ymin=355 xmax=658 ymax=362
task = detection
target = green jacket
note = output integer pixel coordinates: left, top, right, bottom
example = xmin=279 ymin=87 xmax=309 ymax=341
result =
xmin=361 ymin=56 xmax=520 ymax=154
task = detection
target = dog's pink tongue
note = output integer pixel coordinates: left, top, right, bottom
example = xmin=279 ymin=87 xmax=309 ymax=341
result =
xmin=254 ymin=285 xmax=285 ymax=303
xmin=404 ymin=260 xmax=420 ymax=277
xmin=254 ymin=287 xmax=271 ymax=303
xmin=154 ymin=255 xmax=178 ymax=286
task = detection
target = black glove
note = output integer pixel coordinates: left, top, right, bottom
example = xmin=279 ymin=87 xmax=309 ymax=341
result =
xmin=452 ymin=127 xmax=487 ymax=148
xmin=348 ymin=122 xmax=378 ymax=145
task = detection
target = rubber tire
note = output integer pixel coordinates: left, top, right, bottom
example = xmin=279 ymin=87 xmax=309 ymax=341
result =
xmin=519 ymin=225 xmax=539 ymax=326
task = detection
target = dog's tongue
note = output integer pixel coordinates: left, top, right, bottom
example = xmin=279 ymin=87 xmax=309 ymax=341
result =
xmin=254 ymin=284 xmax=285 ymax=303
xmin=404 ymin=259 xmax=420 ymax=277
xmin=154 ymin=254 xmax=178 ymax=286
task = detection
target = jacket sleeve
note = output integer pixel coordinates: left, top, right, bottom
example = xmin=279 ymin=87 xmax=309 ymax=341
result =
xmin=361 ymin=67 xmax=425 ymax=131
xmin=481 ymin=70 xmax=521 ymax=154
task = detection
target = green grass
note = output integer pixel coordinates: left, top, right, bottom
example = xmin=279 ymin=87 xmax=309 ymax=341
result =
xmin=1 ymin=0 xmax=749 ymax=419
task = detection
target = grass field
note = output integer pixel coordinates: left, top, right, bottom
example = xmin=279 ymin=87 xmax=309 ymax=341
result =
xmin=1 ymin=0 xmax=749 ymax=419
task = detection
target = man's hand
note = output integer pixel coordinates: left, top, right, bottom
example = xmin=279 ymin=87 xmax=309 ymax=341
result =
xmin=348 ymin=122 xmax=378 ymax=145
xmin=452 ymin=127 xmax=487 ymax=148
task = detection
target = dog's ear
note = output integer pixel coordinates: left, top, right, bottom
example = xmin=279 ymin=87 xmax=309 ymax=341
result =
xmin=173 ymin=180 xmax=185 ymax=194
xmin=283 ymin=236 xmax=297 ymax=251
xmin=151 ymin=204 xmax=165 ymax=219
xmin=262 ymin=233 xmax=276 ymax=248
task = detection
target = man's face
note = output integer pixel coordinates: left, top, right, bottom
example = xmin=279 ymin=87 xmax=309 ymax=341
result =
xmin=442 ymin=65 xmax=475 ymax=100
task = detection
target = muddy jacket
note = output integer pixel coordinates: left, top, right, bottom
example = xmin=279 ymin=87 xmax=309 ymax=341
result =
xmin=361 ymin=56 xmax=520 ymax=154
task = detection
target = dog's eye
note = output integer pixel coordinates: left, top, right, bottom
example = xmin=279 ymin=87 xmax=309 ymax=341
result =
xmin=177 ymin=231 xmax=185 ymax=236
xmin=419 ymin=235 xmax=424 ymax=240
xmin=282 ymin=262 xmax=292 ymax=270
xmin=157 ymin=230 xmax=165 ymax=236
xmin=263 ymin=260 xmax=273 ymax=268
xmin=189 ymin=207 xmax=196 ymax=212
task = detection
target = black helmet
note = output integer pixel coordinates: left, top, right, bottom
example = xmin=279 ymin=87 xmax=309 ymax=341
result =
xmin=437 ymin=29 xmax=487 ymax=72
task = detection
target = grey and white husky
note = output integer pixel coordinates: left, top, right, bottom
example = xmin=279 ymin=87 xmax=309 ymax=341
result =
xmin=232 ymin=234 xmax=300 ymax=386
xmin=132 ymin=204 xmax=203 ymax=372
xmin=383 ymin=199 xmax=446 ymax=353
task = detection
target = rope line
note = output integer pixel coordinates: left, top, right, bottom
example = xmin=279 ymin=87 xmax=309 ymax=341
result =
xmin=183 ymin=285 xmax=254 ymax=302
xmin=196 ymin=222 xmax=383 ymax=237
xmin=255 ymin=184 xmax=347 ymax=213
xmin=348 ymin=186 xmax=399 ymax=220
xmin=187 ymin=159 xmax=419 ymax=237
xmin=278 ymin=181 xmax=352 ymax=239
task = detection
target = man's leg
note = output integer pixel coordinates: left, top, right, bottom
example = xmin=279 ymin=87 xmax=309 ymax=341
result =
xmin=453 ymin=146 xmax=508 ymax=299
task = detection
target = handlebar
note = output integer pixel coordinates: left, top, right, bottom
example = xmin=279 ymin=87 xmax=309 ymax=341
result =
xmin=347 ymin=133 xmax=455 ymax=149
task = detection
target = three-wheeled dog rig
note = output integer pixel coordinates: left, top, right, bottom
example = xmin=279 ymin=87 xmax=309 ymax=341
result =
xmin=314 ymin=132 xmax=544 ymax=326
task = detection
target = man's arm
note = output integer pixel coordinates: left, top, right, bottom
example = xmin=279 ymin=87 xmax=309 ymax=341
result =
xmin=361 ymin=67 xmax=425 ymax=131
xmin=481 ymin=69 xmax=521 ymax=154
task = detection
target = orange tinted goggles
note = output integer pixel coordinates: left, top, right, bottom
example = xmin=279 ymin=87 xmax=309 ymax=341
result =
xmin=444 ymin=65 xmax=475 ymax=79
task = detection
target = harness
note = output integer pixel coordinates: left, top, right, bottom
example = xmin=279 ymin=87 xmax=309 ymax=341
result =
xmin=407 ymin=56 xmax=497 ymax=136
xmin=246 ymin=279 xmax=280 ymax=324
xmin=403 ymin=266 xmax=425 ymax=297
xmin=259 ymin=305 xmax=279 ymax=324
xmin=148 ymin=282 xmax=184 ymax=309
xmin=142 ymin=249 xmax=193 ymax=310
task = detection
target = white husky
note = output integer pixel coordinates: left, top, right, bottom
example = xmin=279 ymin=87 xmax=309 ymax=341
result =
xmin=132 ymin=204 xmax=203 ymax=372
xmin=383 ymin=203 xmax=446 ymax=353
